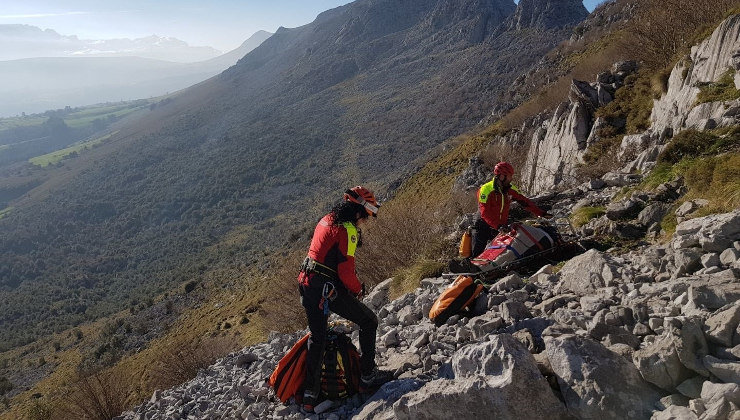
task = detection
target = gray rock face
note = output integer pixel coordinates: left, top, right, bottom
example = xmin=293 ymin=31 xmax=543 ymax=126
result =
xmin=633 ymin=332 xmax=696 ymax=391
xmin=704 ymin=356 xmax=740 ymax=384
xmin=705 ymin=305 xmax=740 ymax=347
xmin=546 ymin=334 xmax=662 ymax=419
xmin=651 ymin=14 xmax=740 ymax=136
xmin=672 ymin=209 xmax=740 ymax=252
xmin=392 ymin=334 xmax=570 ymax=420
xmin=508 ymin=0 xmax=588 ymax=31
xmin=605 ymin=198 xmax=644 ymax=221
xmin=558 ymin=249 xmax=618 ymax=296
xmin=638 ymin=203 xmax=670 ymax=227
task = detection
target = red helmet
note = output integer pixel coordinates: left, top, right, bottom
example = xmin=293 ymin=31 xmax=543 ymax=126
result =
xmin=344 ymin=186 xmax=380 ymax=217
xmin=494 ymin=161 xmax=514 ymax=177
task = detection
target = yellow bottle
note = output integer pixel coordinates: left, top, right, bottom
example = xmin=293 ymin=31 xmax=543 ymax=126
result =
xmin=459 ymin=230 xmax=472 ymax=258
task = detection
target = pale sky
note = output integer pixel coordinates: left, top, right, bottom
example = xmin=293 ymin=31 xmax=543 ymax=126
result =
xmin=0 ymin=0 xmax=603 ymax=52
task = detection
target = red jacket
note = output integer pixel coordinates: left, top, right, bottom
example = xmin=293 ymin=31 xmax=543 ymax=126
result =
xmin=478 ymin=180 xmax=544 ymax=230
xmin=298 ymin=213 xmax=362 ymax=295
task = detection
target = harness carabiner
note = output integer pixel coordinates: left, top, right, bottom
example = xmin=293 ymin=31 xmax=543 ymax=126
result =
xmin=319 ymin=282 xmax=337 ymax=316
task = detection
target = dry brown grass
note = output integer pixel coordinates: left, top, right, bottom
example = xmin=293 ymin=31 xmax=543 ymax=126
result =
xmin=147 ymin=336 xmax=236 ymax=391
xmin=357 ymin=200 xmax=458 ymax=286
xmin=259 ymin=248 xmax=308 ymax=334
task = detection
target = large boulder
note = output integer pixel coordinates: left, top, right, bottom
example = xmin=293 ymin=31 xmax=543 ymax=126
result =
xmin=546 ymin=334 xmax=662 ymax=419
xmin=354 ymin=379 xmax=425 ymax=420
xmin=672 ymin=210 xmax=740 ymax=253
xmin=391 ymin=334 xmax=571 ymax=420
xmin=558 ymin=249 xmax=618 ymax=296
xmin=705 ymin=304 xmax=740 ymax=347
xmin=685 ymin=272 xmax=740 ymax=311
xmin=633 ymin=319 xmax=709 ymax=391
xmin=703 ymin=356 xmax=740 ymax=384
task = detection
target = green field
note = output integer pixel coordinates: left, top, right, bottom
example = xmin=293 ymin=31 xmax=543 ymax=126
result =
xmin=0 ymin=100 xmax=150 ymax=131
xmin=29 ymin=132 xmax=117 ymax=167
xmin=0 ymin=207 xmax=12 ymax=219
xmin=63 ymin=102 xmax=149 ymax=128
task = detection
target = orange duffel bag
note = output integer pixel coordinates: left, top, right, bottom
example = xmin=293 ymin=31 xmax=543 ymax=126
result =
xmin=268 ymin=333 xmax=310 ymax=403
xmin=429 ymin=275 xmax=483 ymax=327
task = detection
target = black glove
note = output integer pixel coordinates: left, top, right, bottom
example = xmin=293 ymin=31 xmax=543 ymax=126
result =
xmin=358 ymin=283 xmax=367 ymax=299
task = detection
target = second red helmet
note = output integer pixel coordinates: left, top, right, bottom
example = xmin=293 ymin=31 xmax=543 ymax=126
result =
xmin=494 ymin=161 xmax=514 ymax=177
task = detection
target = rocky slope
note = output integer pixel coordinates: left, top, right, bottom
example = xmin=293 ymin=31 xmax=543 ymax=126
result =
xmin=118 ymin=207 xmax=740 ymax=420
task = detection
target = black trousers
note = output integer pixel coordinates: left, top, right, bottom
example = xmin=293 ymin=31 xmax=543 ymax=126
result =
xmin=299 ymin=276 xmax=378 ymax=396
xmin=471 ymin=215 xmax=498 ymax=257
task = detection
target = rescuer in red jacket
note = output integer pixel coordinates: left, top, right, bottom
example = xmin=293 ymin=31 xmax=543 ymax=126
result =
xmin=472 ymin=162 xmax=551 ymax=256
xmin=298 ymin=186 xmax=391 ymax=412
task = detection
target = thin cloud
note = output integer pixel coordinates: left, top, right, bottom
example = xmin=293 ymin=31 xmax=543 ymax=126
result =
xmin=0 ymin=12 xmax=89 ymax=19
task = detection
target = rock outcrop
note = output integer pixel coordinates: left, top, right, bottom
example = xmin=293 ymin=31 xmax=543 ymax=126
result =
xmin=651 ymin=14 xmax=740 ymax=138
xmin=517 ymin=61 xmax=638 ymax=194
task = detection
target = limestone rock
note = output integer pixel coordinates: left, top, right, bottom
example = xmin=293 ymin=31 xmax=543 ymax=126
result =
xmin=393 ymin=335 xmax=570 ymax=420
xmin=705 ymin=304 xmax=740 ymax=347
xmin=546 ymin=334 xmax=661 ymax=419
xmin=651 ymin=14 xmax=740 ymax=136
xmin=701 ymin=381 xmax=740 ymax=406
xmin=633 ymin=332 xmax=695 ymax=392
xmin=365 ymin=278 xmax=393 ymax=310
xmin=704 ymin=356 xmax=740 ymax=384
xmin=559 ymin=249 xmax=618 ymax=295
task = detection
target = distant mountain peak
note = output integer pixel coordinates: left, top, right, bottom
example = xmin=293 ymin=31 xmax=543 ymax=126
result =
xmin=0 ymin=24 xmax=220 ymax=62
xmin=509 ymin=0 xmax=588 ymax=30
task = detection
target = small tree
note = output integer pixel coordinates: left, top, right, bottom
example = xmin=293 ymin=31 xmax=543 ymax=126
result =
xmin=625 ymin=0 xmax=739 ymax=69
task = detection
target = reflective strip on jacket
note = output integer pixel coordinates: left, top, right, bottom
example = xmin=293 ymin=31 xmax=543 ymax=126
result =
xmin=477 ymin=180 xmax=545 ymax=229
xmin=297 ymin=213 xmax=361 ymax=294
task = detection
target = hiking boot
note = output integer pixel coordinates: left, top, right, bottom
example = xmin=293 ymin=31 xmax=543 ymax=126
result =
xmin=448 ymin=258 xmax=480 ymax=274
xmin=302 ymin=390 xmax=318 ymax=413
xmin=360 ymin=367 xmax=394 ymax=390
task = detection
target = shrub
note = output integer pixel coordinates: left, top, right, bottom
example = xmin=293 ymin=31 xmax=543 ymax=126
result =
xmin=59 ymin=370 xmax=130 ymax=420
xmin=182 ymin=280 xmax=198 ymax=294
xmin=571 ymin=206 xmax=606 ymax=228
xmin=659 ymin=130 xmax=718 ymax=164
xmin=357 ymin=200 xmax=457 ymax=287
xmin=640 ymin=162 xmax=677 ymax=190
xmin=623 ymin=0 xmax=740 ymax=69
xmin=644 ymin=153 xmax=740 ymax=236
xmin=684 ymin=153 xmax=740 ymax=215
xmin=389 ymin=259 xmax=446 ymax=299
xmin=27 ymin=399 xmax=54 ymax=420
xmin=596 ymin=73 xmax=654 ymax=135
xmin=0 ymin=376 xmax=12 ymax=395
xmin=696 ymin=69 xmax=740 ymax=104
xmin=658 ymin=128 xmax=740 ymax=164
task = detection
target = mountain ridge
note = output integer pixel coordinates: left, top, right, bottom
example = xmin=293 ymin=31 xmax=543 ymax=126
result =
xmin=0 ymin=30 xmax=272 ymax=117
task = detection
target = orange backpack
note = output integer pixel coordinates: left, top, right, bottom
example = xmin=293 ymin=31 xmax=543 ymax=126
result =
xmin=429 ymin=275 xmax=484 ymax=327
xmin=268 ymin=333 xmax=310 ymax=403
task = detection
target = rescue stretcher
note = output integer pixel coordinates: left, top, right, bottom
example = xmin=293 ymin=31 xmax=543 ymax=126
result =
xmin=442 ymin=217 xmax=582 ymax=284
